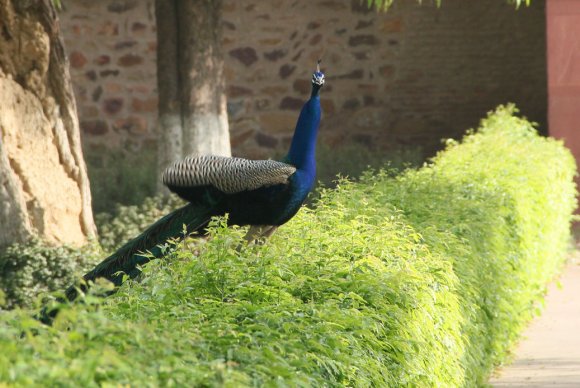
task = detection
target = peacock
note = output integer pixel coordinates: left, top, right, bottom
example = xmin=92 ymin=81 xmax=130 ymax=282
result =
xmin=63 ymin=62 xmax=325 ymax=302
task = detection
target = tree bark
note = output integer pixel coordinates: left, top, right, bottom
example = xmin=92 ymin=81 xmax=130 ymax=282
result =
xmin=155 ymin=0 xmax=230 ymax=192
xmin=0 ymin=0 xmax=96 ymax=247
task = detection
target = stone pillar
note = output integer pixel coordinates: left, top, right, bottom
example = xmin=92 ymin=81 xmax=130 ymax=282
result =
xmin=547 ymin=0 xmax=580 ymax=192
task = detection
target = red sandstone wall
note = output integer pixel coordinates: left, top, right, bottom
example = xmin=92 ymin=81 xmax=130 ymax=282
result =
xmin=547 ymin=0 xmax=580 ymax=181
xmin=60 ymin=0 xmax=547 ymax=160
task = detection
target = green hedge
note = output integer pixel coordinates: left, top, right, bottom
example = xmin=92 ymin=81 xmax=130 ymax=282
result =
xmin=0 ymin=105 xmax=576 ymax=386
xmin=0 ymin=239 xmax=101 ymax=309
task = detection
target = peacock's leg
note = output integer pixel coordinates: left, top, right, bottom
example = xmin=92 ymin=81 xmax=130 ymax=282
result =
xmin=244 ymin=225 xmax=278 ymax=244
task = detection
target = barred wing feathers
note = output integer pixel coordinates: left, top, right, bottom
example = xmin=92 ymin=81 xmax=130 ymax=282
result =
xmin=162 ymin=155 xmax=297 ymax=194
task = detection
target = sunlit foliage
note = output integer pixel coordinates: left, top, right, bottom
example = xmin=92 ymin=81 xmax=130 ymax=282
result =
xmin=0 ymin=105 xmax=575 ymax=386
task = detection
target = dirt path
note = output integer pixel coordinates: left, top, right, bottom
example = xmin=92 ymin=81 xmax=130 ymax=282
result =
xmin=489 ymin=253 xmax=580 ymax=387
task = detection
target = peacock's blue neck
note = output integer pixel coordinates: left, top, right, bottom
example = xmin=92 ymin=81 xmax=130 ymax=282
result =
xmin=286 ymin=95 xmax=321 ymax=178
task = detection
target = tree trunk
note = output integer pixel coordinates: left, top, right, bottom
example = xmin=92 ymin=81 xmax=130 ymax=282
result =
xmin=0 ymin=0 xmax=96 ymax=247
xmin=155 ymin=0 xmax=230 ymax=192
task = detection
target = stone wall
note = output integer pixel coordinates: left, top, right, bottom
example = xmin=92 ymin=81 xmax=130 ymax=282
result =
xmin=60 ymin=0 xmax=547 ymax=160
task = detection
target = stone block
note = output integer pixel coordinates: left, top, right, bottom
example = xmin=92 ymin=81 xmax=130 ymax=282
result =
xmin=348 ymin=35 xmax=379 ymax=46
xmin=131 ymin=22 xmax=147 ymax=34
xmin=229 ymin=47 xmax=258 ymax=66
xmin=279 ymin=64 xmax=296 ymax=79
xmin=230 ymin=129 xmax=255 ymax=148
xmin=85 ymin=70 xmax=97 ymax=81
xmin=81 ymin=119 xmax=108 ymax=135
xmin=94 ymin=55 xmax=111 ymax=66
xmin=92 ymin=86 xmax=103 ymax=102
xmin=309 ymin=34 xmax=322 ymax=45
xmin=355 ymin=20 xmax=373 ymax=30
xmin=107 ymin=1 xmax=138 ymax=13
xmin=131 ymin=97 xmax=157 ymax=113
xmin=69 ymin=51 xmax=87 ymax=69
xmin=264 ymin=49 xmax=287 ymax=61
xmin=115 ymin=41 xmax=138 ymax=50
xmin=100 ymin=69 xmax=120 ymax=77
xmin=103 ymin=98 xmax=124 ymax=115
xmin=381 ymin=18 xmax=402 ymax=33
xmin=227 ymin=85 xmax=253 ymax=98
xmin=97 ymin=21 xmax=119 ymax=36
xmin=279 ymin=96 xmax=303 ymax=110
xmin=113 ymin=116 xmax=148 ymax=134
xmin=256 ymin=132 xmax=279 ymax=148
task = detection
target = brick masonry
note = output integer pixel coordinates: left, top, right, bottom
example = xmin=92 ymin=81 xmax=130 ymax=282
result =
xmin=547 ymin=0 xmax=580 ymax=192
xmin=60 ymin=0 xmax=547 ymax=160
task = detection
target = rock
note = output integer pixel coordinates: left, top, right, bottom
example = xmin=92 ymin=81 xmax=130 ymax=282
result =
xmin=259 ymin=38 xmax=281 ymax=45
xmin=355 ymin=20 xmax=373 ymax=30
xmin=348 ymin=35 xmax=379 ymax=46
xmin=85 ymin=70 xmax=97 ymax=81
xmin=227 ymin=85 xmax=253 ymax=98
xmin=279 ymin=64 xmax=296 ymax=79
xmin=230 ymin=129 xmax=255 ymax=147
xmin=279 ymin=96 xmax=303 ymax=110
xmin=307 ymin=21 xmax=321 ymax=30
xmin=113 ymin=116 xmax=148 ymax=134
xmin=264 ymin=49 xmax=287 ymax=61
xmin=115 ymin=41 xmax=137 ymax=50
xmin=91 ymin=85 xmax=102 ymax=102
xmin=81 ymin=119 xmax=108 ymax=135
xmin=69 ymin=51 xmax=87 ymax=69
xmin=94 ymin=55 xmax=111 ymax=66
xmin=381 ymin=18 xmax=402 ymax=33
xmin=256 ymin=132 xmax=279 ymax=148
xmin=103 ymin=98 xmax=123 ymax=115
xmin=379 ymin=65 xmax=395 ymax=78
xmin=100 ymin=69 xmax=119 ymax=77
xmin=229 ymin=47 xmax=258 ymax=66
xmin=131 ymin=97 xmax=157 ymax=113
xmin=227 ymin=100 xmax=245 ymax=118
xmin=310 ymin=34 xmax=322 ymax=45
xmin=118 ymin=54 xmax=143 ymax=67
xmin=97 ymin=21 xmax=119 ymax=36
xmin=222 ymin=20 xmax=236 ymax=31
xmin=131 ymin=22 xmax=147 ymax=33
xmin=107 ymin=1 xmax=138 ymax=13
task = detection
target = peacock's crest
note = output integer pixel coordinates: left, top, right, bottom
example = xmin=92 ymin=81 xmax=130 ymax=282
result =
xmin=312 ymin=60 xmax=325 ymax=86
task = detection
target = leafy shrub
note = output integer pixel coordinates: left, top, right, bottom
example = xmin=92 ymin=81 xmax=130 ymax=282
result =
xmin=96 ymin=195 xmax=185 ymax=254
xmin=0 ymin=239 xmax=101 ymax=309
xmin=84 ymin=146 xmax=158 ymax=214
xmin=315 ymin=143 xmax=422 ymax=187
xmin=0 ymin=105 xmax=576 ymax=386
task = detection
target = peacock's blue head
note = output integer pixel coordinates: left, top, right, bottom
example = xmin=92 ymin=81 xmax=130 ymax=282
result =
xmin=311 ymin=60 xmax=325 ymax=96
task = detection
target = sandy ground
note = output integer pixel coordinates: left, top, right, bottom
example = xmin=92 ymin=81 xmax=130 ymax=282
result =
xmin=489 ymin=253 xmax=580 ymax=387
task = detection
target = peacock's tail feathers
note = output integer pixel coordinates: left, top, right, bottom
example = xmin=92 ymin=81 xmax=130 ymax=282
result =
xmin=64 ymin=203 xmax=213 ymax=301
xmin=163 ymin=155 xmax=296 ymax=194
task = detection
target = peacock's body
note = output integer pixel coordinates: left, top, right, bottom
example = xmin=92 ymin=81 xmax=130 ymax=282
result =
xmin=64 ymin=64 xmax=325 ymax=301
